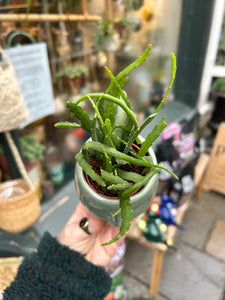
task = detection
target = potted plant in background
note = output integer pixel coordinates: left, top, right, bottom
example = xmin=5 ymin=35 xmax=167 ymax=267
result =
xmin=95 ymin=18 xmax=120 ymax=52
xmin=55 ymin=44 xmax=177 ymax=245
xmin=54 ymin=63 xmax=89 ymax=91
xmin=115 ymin=18 xmax=131 ymax=39
xmin=209 ymin=76 xmax=225 ymax=128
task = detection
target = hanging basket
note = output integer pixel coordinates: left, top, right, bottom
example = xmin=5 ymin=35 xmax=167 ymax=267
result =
xmin=0 ymin=179 xmax=40 ymax=233
xmin=0 ymin=47 xmax=29 ymax=133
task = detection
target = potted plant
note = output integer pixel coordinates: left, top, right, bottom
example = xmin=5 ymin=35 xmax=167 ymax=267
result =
xmin=115 ymin=18 xmax=131 ymax=39
xmin=54 ymin=63 xmax=89 ymax=91
xmin=96 ymin=18 xmax=120 ymax=52
xmin=55 ymin=44 xmax=177 ymax=245
xmin=210 ymin=77 xmax=225 ymax=127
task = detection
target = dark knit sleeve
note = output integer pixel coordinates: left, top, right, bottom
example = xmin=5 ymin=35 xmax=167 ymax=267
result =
xmin=3 ymin=232 xmax=112 ymax=300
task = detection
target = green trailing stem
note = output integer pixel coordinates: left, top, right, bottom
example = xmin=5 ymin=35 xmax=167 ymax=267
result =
xmin=76 ymin=93 xmax=138 ymax=128
xmin=138 ymin=117 xmax=167 ymax=157
xmin=83 ymin=141 xmax=151 ymax=167
xmin=154 ymin=53 xmax=176 ymax=114
xmin=105 ymin=44 xmax=152 ymax=94
xmin=102 ymin=194 xmax=133 ymax=246
xmin=82 ymin=141 xmax=178 ymax=179
xmin=54 ymin=121 xmax=81 ymax=128
xmin=101 ymin=169 xmax=128 ymax=185
xmin=105 ymin=67 xmax=132 ymax=109
xmin=121 ymin=167 xmax=162 ymax=198
xmin=123 ymin=113 xmax=157 ymax=154
xmin=116 ymin=169 xmax=145 ymax=183
xmin=107 ymin=182 xmax=132 ymax=191
xmin=66 ymin=102 xmax=93 ymax=135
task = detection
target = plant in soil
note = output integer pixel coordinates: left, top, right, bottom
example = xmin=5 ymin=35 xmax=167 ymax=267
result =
xmin=54 ymin=63 xmax=89 ymax=82
xmin=55 ymin=44 xmax=177 ymax=245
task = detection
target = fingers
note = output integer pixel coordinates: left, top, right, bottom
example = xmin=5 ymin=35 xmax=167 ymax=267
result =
xmin=63 ymin=202 xmax=107 ymax=235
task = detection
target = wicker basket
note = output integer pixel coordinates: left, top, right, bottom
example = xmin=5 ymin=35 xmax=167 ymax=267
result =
xmin=0 ymin=179 xmax=40 ymax=233
xmin=0 ymin=47 xmax=29 ymax=133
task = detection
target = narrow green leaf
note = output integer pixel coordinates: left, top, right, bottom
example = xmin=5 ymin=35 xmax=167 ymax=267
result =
xmin=107 ymin=77 xmax=128 ymax=98
xmin=101 ymin=146 xmax=112 ymax=173
xmin=106 ymin=44 xmax=152 ymax=94
xmin=54 ymin=121 xmax=81 ymax=128
xmin=98 ymin=96 xmax=105 ymax=120
xmin=138 ymin=117 xmax=167 ymax=157
xmin=82 ymin=149 xmax=89 ymax=162
xmin=121 ymin=167 xmax=160 ymax=198
xmin=83 ymin=141 xmax=178 ymax=179
xmin=114 ymin=99 xmax=127 ymax=149
xmin=105 ymin=67 xmax=132 ymax=109
xmin=154 ymin=53 xmax=177 ymax=114
xmin=66 ymin=102 xmax=92 ymax=134
xmin=123 ymin=113 xmax=157 ymax=154
xmin=87 ymin=96 xmax=115 ymax=149
xmin=104 ymin=101 xmax=114 ymax=120
xmin=101 ymin=169 xmax=127 ymax=184
xmin=75 ymin=152 xmax=106 ymax=187
xmin=107 ymin=182 xmax=132 ymax=191
xmin=75 ymin=93 xmax=138 ymax=128
xmin=109 ymin=104 xmax=116 ymax=128
xmin=122 ymin=117 xmax=134 ymax=145
xmin=91 ymin=117 xmax=98 ymax=141
xmin=117 ymin=169 xmax=145 ymax=183
xmin=102 ymin=195 xmax=133 ymax=246
xmin=111 ymin=133 xmax=126 ymax=146
xmin=112 ymin=208 xmax=121 ymax=217
xmin=83 ymin=141 xmax=150 ymax=167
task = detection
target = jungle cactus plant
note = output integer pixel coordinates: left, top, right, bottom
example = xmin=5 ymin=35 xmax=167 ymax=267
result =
xmin=55 ymin=44 xmax=177 ymax=245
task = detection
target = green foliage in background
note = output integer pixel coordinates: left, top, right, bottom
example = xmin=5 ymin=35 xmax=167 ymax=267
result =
xmin=212 ymin=76 xmax=225 ymax=93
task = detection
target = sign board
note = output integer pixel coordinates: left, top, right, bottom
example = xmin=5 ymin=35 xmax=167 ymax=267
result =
xmin=203 ymin=122 xmax=225 ymax=195
xmin=4 ymin=43 xmax=55 ymax=128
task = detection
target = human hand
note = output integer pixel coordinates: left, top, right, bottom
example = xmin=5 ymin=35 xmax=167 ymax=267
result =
xmin=57 ymin=202 xmax=136 ymax=267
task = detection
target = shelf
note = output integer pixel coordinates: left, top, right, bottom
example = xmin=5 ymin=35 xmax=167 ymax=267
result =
xmin=53 ymin=49 xmax=96 ymax=63
xmin=0 ymin=13 xmax=101 ymax=23
xmin=0 ymin=3 xmax=41 ymax=11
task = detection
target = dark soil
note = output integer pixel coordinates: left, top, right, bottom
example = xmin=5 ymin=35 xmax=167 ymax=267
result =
xmin=86 ymin=154 xmax=145 ymax=198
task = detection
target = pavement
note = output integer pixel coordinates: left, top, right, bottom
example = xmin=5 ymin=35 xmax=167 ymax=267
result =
xmin=123 ymin=190 xmax=225 ymax=300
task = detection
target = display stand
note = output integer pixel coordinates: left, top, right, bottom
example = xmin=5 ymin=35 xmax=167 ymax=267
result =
xmin=128 ymin=201 xmax=189 ymax=297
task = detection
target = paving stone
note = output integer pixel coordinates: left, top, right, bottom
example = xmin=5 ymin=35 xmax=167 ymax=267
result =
xmin=125 ymin=239 xmax=225 ymax=300
xmin=198 ymin=191 xmax=225 ymax=222
xmin=36 ymin=180 xmax=78 ymax=236
xmin=123 ymin=271 xmax=169 ymax=300
xmin=125 ymin=240 xmax=154 ymax=286
xmin=159 ymin=242 xmax=225 ymax=300
xmin=175 ymin=204 xmax=215 ymax=250
xmin=206 ymin=219 xmax=225 ymax=262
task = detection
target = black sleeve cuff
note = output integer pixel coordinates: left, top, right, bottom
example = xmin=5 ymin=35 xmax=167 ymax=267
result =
xmin=4 ymin=232 xmax=112 ymax=300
